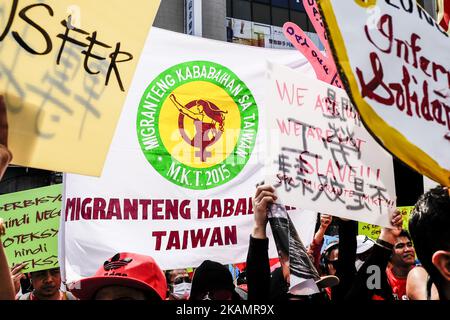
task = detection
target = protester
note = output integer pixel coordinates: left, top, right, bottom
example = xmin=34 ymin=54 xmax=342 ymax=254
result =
xmin=69 ymin=252 xmax=167 ymax=300
xmin=387 ymin=230 xmax=416 ymax=300
xmin=344 ymin=210 xmax=404 ymax=300
xmin=165 ymin=268 xmax=191 ymax=300
xmin=246 ymin=184 xmax=334 ymax=301
xmin=189 ymin=260 xmax=241 ymax=300
xmin=245 ymin=184 xmax=275 ymax=301
xmin=409 ymin=186 xmax=450 ymax=300
xmin=329 ymin=218 xmax=357 ymax=301
xmin=320 ymin=241 xmax=339 ymax=276
xmin=18 ymin=267 xmax=77 ymax=300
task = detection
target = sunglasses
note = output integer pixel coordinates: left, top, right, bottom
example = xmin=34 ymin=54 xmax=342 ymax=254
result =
xmin=173 ymin=276 xmax=191 ymax=285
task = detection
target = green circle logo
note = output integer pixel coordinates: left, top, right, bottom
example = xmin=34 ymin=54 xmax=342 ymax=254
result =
xmin=137 ymin=61 xmax=259 ymax=189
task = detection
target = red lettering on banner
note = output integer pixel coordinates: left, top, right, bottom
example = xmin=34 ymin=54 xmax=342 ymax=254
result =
xmin=210 ymin=199 xmax=221 ymax=218
xmin=152 ymin=226 xmax=237 ymax=250
xmin=224 ymin=225 xmax=237 ymax=245
xmin=124 ymin=199 xmax=138 ymax=219
xmin=210 ymin=227 xmax=223 ymax=246
xmin=152 ymin=231 xmax=166 ymax=250
xmin=222 ymin=199 xmax=235 ymax=217
xmin=167 ymin=231 xmax=180 ymax=250
xmin=165 ymin=199 xmax=179 ymax=219
xmin=65 ymin=198 xmax=248 ymax=221
xmin=358 ymin=13 xmax=450 ymax=138
xmin=152 ymin=199 xmax=164 ymax=220
xmin=65 ymin=198 xmax=77 ymax=220
xmin=357 ymin=52 xmax=450 ymax=132
xmin=196 ymin=198 xmax=253 ymax=219
xmin=275 ymin=80 xmax=307 ymax=106
xmin=81 ymin=198 xmax=92 ymax=219
xmin=299 ymin=152 xmax=381 ymax=183
xmin=93 ymin=198 xmax=106 ymax=219
xmin=197 ymin=199 xmax=210 ymax=219
xmin=181 ymin=230 xmax=188 ymax=250
xmin=106 ymin=198 xmax=122 ymax=220
xmin=139 ymin=199 xmax=151 ymax=220
xmin=234 ymin=198 xmax=248 ymax=216
xmin=191 ymin=228 xmax=210 ymax=248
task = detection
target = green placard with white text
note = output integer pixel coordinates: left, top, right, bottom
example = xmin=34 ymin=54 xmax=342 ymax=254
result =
xmin=0 ymin=184 xmax=62 ymax=272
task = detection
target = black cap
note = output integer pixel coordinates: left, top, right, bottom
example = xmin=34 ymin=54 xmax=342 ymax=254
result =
xmin=189 ymin=260 xmax=240 ymax=300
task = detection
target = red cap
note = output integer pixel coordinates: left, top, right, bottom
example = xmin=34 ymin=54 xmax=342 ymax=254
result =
xmin=69 ymin=252 xmax=167 ymax=300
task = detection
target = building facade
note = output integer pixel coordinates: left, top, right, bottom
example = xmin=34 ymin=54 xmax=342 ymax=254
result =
xmin=153 ymin=0 xmax=438 ymax=47
xmin=154 ymin=0 xmax=323 ymax=49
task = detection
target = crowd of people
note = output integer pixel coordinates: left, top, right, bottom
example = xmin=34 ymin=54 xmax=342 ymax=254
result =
xmin=0 ymin=94 xmax=449 ymax=301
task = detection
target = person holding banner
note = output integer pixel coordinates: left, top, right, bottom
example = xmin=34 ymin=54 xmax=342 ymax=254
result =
xmin=329 ymin=218 xmax=358 ymax=301
xmin=246 ymin=185 xmax=332 ymax=301
xmin=0 ymin=95 xmax=15 ymax=300
xmin=409 ymin=186 xmax=450 ymax=300
xmin=386 ymin=230 xmax=416 ymax=300
xmin=246 ymin=184 xmax=275 ymax=301
xmin=344 ymin=210 xmax=404 ymax=300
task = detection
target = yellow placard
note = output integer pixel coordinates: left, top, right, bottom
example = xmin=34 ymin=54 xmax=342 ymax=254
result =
xmin=0 ymin=0 xmax=160 ymax=176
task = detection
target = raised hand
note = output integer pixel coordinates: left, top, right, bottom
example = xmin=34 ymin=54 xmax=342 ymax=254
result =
xmin=379 ymin=209 xmax=403 ymax=245
xmin=320 ymin=213 xmax=332 ymax=230
xmin=11 ymin=263 xmax=27 ymax=295
xmin=252 ymin=185 xmax=277 ymax=239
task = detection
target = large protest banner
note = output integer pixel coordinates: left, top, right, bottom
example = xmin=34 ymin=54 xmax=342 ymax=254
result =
xmin=317 ymin=0 xmax=450 ymax=186
xmin=265 ymin=62 xmax=396 ymax=227
xmin=0 ymin=0 xmax=160 ymax=176
xmin=60 ymin=28 xmax=319 ymax=284
xmin=0 ymin=184 xmax=62 ymax=272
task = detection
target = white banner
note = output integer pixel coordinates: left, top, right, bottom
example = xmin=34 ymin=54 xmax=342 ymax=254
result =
xmin=60 ymin=28 xmax=318 ymax=284
xmin=265 ymin=62 xmax=396 ymax=227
